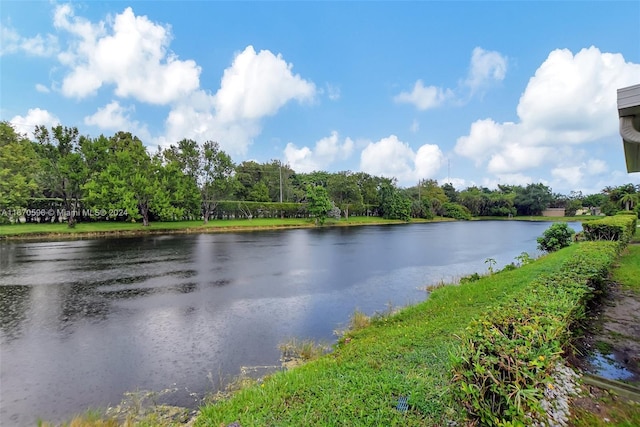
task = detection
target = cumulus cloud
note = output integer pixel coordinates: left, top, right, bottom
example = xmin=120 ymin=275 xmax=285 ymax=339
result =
xmin=284 ymin=131 xmax=354 ymax=173
xmin=360 ymin=135 xmax=444 ymax=184
xmin=0 ymin=24 xmax=58 ymax=57
xmin=551 ymin=159 xmax=609 ymax=188
xmin=10 ymin=108 xmax=60 ymax=139
xmin=395 ymin=47 xmax=507 ymax=110
xmin=394 ymin=80 xmax=452 ymax=110
xmin=464 ymin=47 xmax=508 ymax=94
xmin=53 ymin=4 xmax=201 ymax=104
xmin=163 ymin=45 xmax=316 ymax=154
xmin=455 ymin=46 xmax=640 ymax=178
xmin=214 ymin=46 xmax=316 ymax=123
xmin=84 ymin=101 xmax=136 ymax=130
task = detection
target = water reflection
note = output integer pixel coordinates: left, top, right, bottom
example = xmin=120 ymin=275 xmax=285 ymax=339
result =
xmin=0 ymin=221 xmax=576 ymax=426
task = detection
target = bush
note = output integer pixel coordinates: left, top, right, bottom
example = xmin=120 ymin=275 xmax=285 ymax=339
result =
xmin=451 ymin=241 xmax=619 ymax=426
xmin=442 ymin=202 xmax=472 ymax=220
xmin=582 ymin=214 xmax=637 ymax=245
xmin=536 ymin=223 xmax=575 ymax=252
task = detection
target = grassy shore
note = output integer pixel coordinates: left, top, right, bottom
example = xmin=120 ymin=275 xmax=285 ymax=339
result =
xmin=569 ymin=237 xmax=640 ymax=427
xmin=0 ymin=217 xmax=426 ymax=240
xmin=0 ymin=215 xmax=597 ymax=240
xmin=195 ymin=246 xmax=580 ymax=426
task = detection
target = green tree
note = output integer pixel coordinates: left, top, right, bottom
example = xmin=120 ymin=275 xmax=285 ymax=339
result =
xmin=536 ymin=223 xmax=575 ymax=252
xmin=419 ymin=179 xmax=449 ymax=216
xmin=379 ymin=182 xmax=411 ymax=221
xmin=327 ymin=171 xmax=363 ymax=220
xmin=306 ymin=184 xmax=332 ymax=225
xmin=201 ymin=141 xmax=235 ymax=223
xmin=0 ymin=122 xmax=39 ymax=220
xmin=441 ymin=182 xmax=458 ymax=203
xmin=442 ymin=202 xmax=472 ymax=220
xmin=34 ymin=125 xmax=87 ymax=227
xmin=352 ymin=172 xmax=383 ymax=212
xmin=582 ymin=193 xmax=607 ymax=208
xmin=161 ymin=139 xmax=204 ymax=219
xmin=83 ymin=132 xmax=159 ymax=226
xmin=514 ymin=183 xmax=553 ymax=216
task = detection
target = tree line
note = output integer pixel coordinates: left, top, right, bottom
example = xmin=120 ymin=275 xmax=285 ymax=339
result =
xmin=1 ymin=122 xmax=638 ymax=227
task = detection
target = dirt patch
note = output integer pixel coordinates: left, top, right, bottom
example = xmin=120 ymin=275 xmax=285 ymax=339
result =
xmin=572 ymin=272 xmax=640 ymax=384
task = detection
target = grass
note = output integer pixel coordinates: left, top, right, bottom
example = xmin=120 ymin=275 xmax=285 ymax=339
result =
xmin=0 ymin=216 xmax=422 ymax=239
xmin=1 ymin=213 xmax=604 ymax=239
xmin=569 ymin=391 xmax=640 ymax=427
xmin=611 ymin=244 xmax=640 ymax=291
xmin=568 ymin=233 xmax=640 ymax=427
xmin=474 ymin=215 xmax=605 ymax=222
xmin=195 ymin=245 xmax=581 ymax=426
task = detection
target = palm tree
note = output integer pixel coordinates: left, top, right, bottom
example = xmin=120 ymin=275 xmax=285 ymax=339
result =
xmin=620 ymin=193 xmax=638 ymax=211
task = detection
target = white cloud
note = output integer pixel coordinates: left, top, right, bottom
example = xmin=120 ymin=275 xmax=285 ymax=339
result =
xmin=396 ymin=47 xmax=507 ymax=110
xmin=442 ymin=177 xmax=470 ymax=190
xmin=586 ymin=159 xmax=608 ymax=175
xmin=54 ymin=4 xmax=201 ymax=104
xmin=360 ymin=135 xmax=444 ymax=184
xmin=284 ymin=131 xmax=354 ymax=173
xmin=84 ymin=101 xmax=138 ymax=131
xmin=483 ymin=173 xmax=536 ymax=189
xmin=551 ymin=165 xmax=584 ymax=187
xmin=464 ymin=47 xmax=507 ymax=93
xmin=455 ymin=46 xmax=640 ymax=178
xmin=410 ymin=119 xmax=419 ymax=133
xmin=163 ymin=46 xmax=316 ymax=154
xmin=10 ymin=108 xmax=60 ymax=139
xmin=517 ymin=46 xmax=639 ymax=142
xmin=0 ymin=24 xmax=58 ymax=57
xmin=84 ymin=101 xmax=153 ymax=144
xmin=214 ymin=45 xmax=316 ymax=122
xmin=487 ymin=144 xmax=552 ymax=174
xmin=35 ymin=84 xmax=50 ymax=93
xmin=394 ymin=80 xmax=452 ymax=110
xmin=551 ymin=158 xmax=609 ymax=189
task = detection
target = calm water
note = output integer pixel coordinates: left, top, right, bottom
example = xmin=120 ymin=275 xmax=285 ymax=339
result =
xmin=0 ymin=221 xmax=577 ymax=426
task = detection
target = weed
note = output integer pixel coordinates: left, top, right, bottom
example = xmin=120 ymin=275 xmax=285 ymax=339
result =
xmin=278 ymin=338 xmax=329 ymax=364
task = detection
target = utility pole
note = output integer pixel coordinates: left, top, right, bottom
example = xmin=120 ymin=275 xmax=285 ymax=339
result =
xmin=279 ymin=164 xmax=283 ymax=203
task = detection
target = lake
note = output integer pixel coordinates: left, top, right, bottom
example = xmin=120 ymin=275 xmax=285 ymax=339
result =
xmin=0 ymin=221 xmax=579 ymax=426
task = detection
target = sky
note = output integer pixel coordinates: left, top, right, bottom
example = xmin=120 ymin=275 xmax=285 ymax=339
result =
xmin=1 ymin=1 xmax=640 ymax=194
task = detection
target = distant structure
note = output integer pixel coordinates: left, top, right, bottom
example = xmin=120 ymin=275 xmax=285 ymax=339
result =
xmin=617 ymin=84 xmax=640 ymax=173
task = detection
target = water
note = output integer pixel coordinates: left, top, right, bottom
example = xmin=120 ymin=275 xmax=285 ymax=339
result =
xmin=0 ymin=221 xmax=577 ymax=426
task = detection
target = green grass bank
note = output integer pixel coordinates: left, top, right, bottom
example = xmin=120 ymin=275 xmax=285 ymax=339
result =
xmin=0 ymin=217 xmax=430 ymax=240
xmin=0 ymin=215 xmax=593 ymax=241
xmin=195 ymin=244 xmax=586 ymax=426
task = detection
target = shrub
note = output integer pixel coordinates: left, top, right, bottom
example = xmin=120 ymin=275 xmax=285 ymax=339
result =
xmin=582 ymin=214 xmax=637 ymax=245
xmin=536 ymin=223 xmax=575 ymax=252
xmin=451 ymin=241 xmax=619 ymax=426
xmin=442 ymin=202 xmax=472 ymax=220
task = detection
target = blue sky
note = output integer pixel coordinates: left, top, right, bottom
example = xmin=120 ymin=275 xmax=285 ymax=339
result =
xmin=2 ymin=1 xmax=639 ymax=194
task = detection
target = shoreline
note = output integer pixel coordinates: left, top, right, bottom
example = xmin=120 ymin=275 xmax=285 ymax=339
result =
xmin=0 ymin=215 xmax=591 ymax=242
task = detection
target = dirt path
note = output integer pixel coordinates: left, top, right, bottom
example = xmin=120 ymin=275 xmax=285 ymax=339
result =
xmin=585 ymin=282 xmax=640 ymax=382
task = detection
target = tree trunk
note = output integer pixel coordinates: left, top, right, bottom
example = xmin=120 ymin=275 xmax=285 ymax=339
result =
xmin=64 ymin=196 xmax=76 ymax=228
xmin=140 ymin=203 xmax=150 ymax=226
